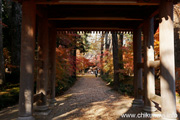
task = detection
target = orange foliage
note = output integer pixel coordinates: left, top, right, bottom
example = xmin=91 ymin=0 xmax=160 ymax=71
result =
xmin=154 ymin=28 xmax=160 ymax=60
xmin=76 ymin=55 xmax=92 ymax=72
xmin=122 ymin=41 xmax=134 ymax=75
xmin=56 ymin=46 xmax=74 ymax=81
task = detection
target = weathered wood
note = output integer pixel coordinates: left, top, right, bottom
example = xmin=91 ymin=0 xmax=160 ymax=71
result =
xmin=0 ymin=0 xmax=5 ymax=85
xmin=36 ymin=0 xmax=160 ymax=5
xmin=18 ymin=1 xmax=36 ymax=119
xmin=143 ymin=17 xmax=156 ymax=112
xmin=36 ymin=10 xmax=49 ymax=111
xmin=150 ymin=94 xmax=161 ymax=105
xmin=48 ymin=26 xmax=57 ymax=103
xmin=132 ymin=28 xmax=143 ymax=106
xmin=159 ymin=0 xmax=177 ymax=119
xmin=48 ymin=17 xmax=143 ymax=21
xmin=112 ymin=32 xmax=119 ymax=89
xmin=35 ymin=60 xmax=43 ymax=68
xmin=57 ymin=28 xmax=133 ymax=31
xmin=137 ymin=63 xmax=144 ymax=68
xmin=100 ymin=33 xmax=105 ymax=76
xmin=138 ymin=89 xmax=144 ymax=96
xmin=119 ymin=33 xmax=124 ymax=69
xmin=148 ymin=60 xmax=160 ymax=68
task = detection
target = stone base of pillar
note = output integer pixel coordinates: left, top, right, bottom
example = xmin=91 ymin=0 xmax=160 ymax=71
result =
xmin=34 ymin=105 xmax=51 ymax=115
xmin=132 ymin=99 xmax=144 ymax=107
xmin=35 ymin=105 xmax=49 ymax=111
xmin=18 ymin=116 xmax=35 ymax=120
xmin=49 ymin=98 xmax=56 ymax=104
xmin=161 ymin=118 xmax=178 ymax=120
xmin=143 ymin=106 xmax=157 ymax=112
xmin=34 ymin=109 xmax=51 ymax=116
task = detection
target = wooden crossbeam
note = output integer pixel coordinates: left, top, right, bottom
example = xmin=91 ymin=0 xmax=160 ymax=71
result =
xmin=48 ymin=17 xmax=143 ymax=21
xmin=137 ymin=63 xmax=144 ymax=68
xmin=150 ymin=94 xmax=161 ymax=105
xmin=36 ymin=0 xmax=160 ymax=5
xmin=138 ymin=9 xmax=159 ymax=29
xmin=148 ymin=60 xmax=160 ymax=68
xmin=56 ymin=27 xmax=133 ymax=31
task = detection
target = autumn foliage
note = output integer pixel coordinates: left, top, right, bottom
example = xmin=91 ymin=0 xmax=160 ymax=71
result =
xmin=55 ymin=32 xmax=91 ymax=94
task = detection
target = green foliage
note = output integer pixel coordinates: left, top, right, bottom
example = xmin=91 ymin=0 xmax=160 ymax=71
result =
xmin=118 ymin=84 xmax=133 ymax=96
xmin=0 ymin=87 xmax=19 ymax=110
xmin=101 ymin=74 xmax=113 ymax=86
xmin=55 ymin=77 xmax=76 ymax=96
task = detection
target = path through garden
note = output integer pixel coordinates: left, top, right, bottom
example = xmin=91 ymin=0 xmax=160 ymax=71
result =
xmin=1 ymin=74 xmax=180 ymax=120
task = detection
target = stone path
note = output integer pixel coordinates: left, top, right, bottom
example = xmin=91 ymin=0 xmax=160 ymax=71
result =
xmin=1 ymin=74 xmax=180 ymax=120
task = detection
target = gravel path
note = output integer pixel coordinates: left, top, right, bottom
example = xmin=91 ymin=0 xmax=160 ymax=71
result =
xmin=41 ymin=75 xmax=135 ymax=120
xmin=1 ymin=74 xmax=180 ymax=120
xmin=36 ymin=74 xmax=150 ymax=120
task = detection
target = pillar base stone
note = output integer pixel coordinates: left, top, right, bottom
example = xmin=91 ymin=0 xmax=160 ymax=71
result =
xmin=132 ymin=99 xmax=144 ymax=107
xmin=161 ymin=118 xmax=177 ymax=120
xmin=143 ymin=106 xmax=157 ymax=112
xmin=35 ymin=105 xmax=48 ymax=111
xmin=34 ymin=105 xmax=51 ymax=115
xmin=34 ymin=109 xmax=51 ymax=116
xmin=18 ymin=116 xmax=35 ymax=120
xmin=49 ymin=98 xmax=56 ymax=105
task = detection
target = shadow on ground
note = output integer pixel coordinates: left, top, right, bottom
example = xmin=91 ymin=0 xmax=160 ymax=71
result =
xmin=1 ymin=75 xmax=180 ymax=120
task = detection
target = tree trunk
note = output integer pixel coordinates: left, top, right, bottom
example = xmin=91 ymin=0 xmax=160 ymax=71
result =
xmin=72 ymin=38 xmax=77 ymax=79
xmin=0 ymin=0 xmax=5 ymax=85
xmin=112 ymin=32 xmax=119 ymax=89
xmin=119 ymin=33 xmax=124 ymax=69
xmin=10 ymin=2 xmax=21 ymax=67
xmin=100 ymin=33 xmax=105 ymax=76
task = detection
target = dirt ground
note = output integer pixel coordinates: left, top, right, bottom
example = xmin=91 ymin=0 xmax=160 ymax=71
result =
xmin=0 ymin=74 xmax=180 ymax=120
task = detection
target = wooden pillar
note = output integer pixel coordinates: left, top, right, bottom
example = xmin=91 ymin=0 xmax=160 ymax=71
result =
xmin=119 ymin=33 xmax=124 ymax=69
xmin=159 ymin=1 xmax=177 ymax=119
xmin=112 ymin=32 xmax=119 ymax=89
xmin=132 ymin=28 xmax=144 ymax=107
xmin=48 ymin=26 xmax=57 ymax=104
xmin=72 ymin=36 xmax=77 ymax=79
xmin=143 ymin=17 xmax=156 ymax=112
xmin=0 ymin=0 xmax=5 ymax=85
xmin=35 ymin=13 xmax=49 ymax=112
xmin=18 ymin=1 xmax=36 ymax=120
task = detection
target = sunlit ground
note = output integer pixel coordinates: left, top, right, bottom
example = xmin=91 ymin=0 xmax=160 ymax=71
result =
xmin=1 ymin=75 xmax=180 ymax=120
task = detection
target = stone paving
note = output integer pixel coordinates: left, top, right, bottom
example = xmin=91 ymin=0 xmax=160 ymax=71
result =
xmin=0 ymin=74 xmax=180 ymax=120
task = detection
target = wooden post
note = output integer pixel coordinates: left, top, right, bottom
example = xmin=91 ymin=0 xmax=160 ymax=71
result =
xmin=159 ymin=0 xmax=177 ymax=119
xmin=72 ymin=36 xmax=77 ymax=79
xmin=35 ymin=13 xmax=50 ymax=114
xmin=143 ymin=17 xmax=156 ymax=112
xmin=18 ymin=1 xmax=36 ymax=120
xmin=48 ymin=26 xmax=57 ymax=104
xmin=0 ymin=0 xmax=5 ymax=85
xmin=132 ymin=28 xmax=144 ymax=107
xmin=119 ymin=33 xmax=124 ymax=69
xmin=112 ymin=32 xmax=119 ymax=89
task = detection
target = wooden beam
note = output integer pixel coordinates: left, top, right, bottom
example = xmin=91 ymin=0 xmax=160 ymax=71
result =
xmin=148 ymin=60 xmax=160 ymax=68
xmin=48 ymin=17 xmax=143 ymax=21
xmin=56 ymin=27 xmax=133 ymax=31
xmin=137 ymin=63 xmax=144 ymax=68
xmin=36 ymin=1 xmax=160 ymax=5
xmin=138 ymin=9 xmax=159 ymax=29
xmin=150 ymin=94 xmax=161 ymax=105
